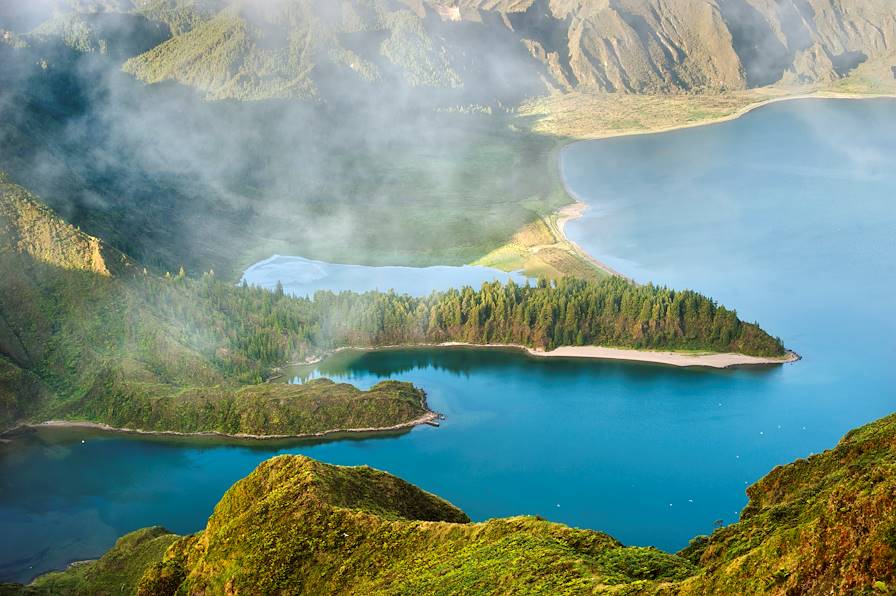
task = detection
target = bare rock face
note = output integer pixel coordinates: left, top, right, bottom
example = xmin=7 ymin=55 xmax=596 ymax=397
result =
xmin=717 ymin=0 xmax=896 ymax=86
xmin=439 ymin=0 xmax=896 ymax=93
xmin=18 ymin=0 xmax=896 ymax=99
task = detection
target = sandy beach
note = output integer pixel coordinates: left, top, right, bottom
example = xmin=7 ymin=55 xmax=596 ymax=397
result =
xmin=321 ymin=343 xmax=800 ymax=369
xmin=438 ymin=342 xmax=800 ymax=368
xmin=13 ymin=410 xmax=441 ymax=442
xmin=553 ymin=202 xmax=629 ymax=279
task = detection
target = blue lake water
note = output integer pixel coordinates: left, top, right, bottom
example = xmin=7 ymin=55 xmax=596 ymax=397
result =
xmin=2 ymin=98 xmax=895 ymax=583
xmin=241 ymin=254 xmax=530 ymax=297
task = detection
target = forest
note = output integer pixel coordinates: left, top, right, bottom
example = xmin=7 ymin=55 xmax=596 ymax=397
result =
xmin=142 ymin=271 xmax=786 ymax=385
xmin=0 ymin=242 xmax=784 ymax=430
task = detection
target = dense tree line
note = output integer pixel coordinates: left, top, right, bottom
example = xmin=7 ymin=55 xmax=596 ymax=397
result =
xmin=138 ymin=273 xmax=785 ymax=385
xmin=0 ymin=252 xmax=784 ymax=428
xmin=309 ymin=277 xmax=784 ymax=356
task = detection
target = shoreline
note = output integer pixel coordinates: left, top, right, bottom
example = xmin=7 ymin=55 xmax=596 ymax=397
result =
xmin=309 ymin=343 xmax=800 ymax=369
xmin=553 ymin=202 xmax=628 ymax=279
xmin=6 ymin=408 xmax=441 ymax=443
xmin=549 ymin=91 xmax=896 ymax=282
xmin=559 ymin=91 xmax=896 ymax=143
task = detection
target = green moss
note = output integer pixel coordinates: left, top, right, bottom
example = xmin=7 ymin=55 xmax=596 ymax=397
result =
xmin=135 ymin=456 xmax=695 ymax=595
xmin=12 ymin=409 xmax=896 ymax=594
xmin=29 ymin=527 xmax=178 ymax=595
xmin=69 ymin=378 xmax=430 ymax=436
xmin=678 ymin=413 xmax=896 ymax=594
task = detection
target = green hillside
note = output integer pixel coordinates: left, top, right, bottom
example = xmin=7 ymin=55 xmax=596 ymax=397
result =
xmin=677 ymin=412 xmax=896 ymax=594
xmin=0 ymin=177 xmax=785 ymax=434
xmin=14 ymin=411 xmax=896 ymax=594
xmin=0 ymin=176 xmax=436 ymax=435
xmin=0 ymin=30 xmax=569 ymax=278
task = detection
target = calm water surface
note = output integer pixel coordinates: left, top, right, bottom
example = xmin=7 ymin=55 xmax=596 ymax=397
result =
xmin=2 ymin=99 xmax=894 ymax=583
xmin=241 ymin=254 xmax=529 ymax=296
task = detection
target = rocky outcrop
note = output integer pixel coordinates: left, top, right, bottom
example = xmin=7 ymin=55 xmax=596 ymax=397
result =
xmin=0 ymin=174 xmax=130 ymax=276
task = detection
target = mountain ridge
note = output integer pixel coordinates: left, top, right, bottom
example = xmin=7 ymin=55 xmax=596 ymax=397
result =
xmin=14 ymin=411 xmax=896 ymax=594
xmin=18 ymin=0 xmax=894 ymax=102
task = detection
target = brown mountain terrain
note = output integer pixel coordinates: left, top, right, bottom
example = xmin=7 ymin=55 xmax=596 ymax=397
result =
xmin=452 ymin=0 xmax=896 ymax=92
xmin=34 ymin=0 xmax=893 ymax=102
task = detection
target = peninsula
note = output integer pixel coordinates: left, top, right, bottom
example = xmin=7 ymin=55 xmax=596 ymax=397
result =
xmin=0 ymin=176 xmax=790 ymax=439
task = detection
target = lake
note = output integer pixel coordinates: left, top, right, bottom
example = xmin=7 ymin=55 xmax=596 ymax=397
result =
xmin=241 ymin=254 xmax=530 ymax=297
xmin=2 ymin=98 xmax=894 ymax=583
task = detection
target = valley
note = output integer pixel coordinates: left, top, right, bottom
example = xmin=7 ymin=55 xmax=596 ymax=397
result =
xmin=0 ymin=1 xmax=895 ymax=594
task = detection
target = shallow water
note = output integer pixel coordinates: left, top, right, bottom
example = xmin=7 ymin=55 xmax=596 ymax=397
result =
xmin=241 ymin=254 xmax=529 ymax=297
xmin=2 ymin=98 xmax=894 ymax=583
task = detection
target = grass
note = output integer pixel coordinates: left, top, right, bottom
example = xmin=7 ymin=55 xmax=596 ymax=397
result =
xmin=677 ymin=412 xmax=896 ymax=594
xmin=29 ymin=527 xmax=178 ymax=596
xmin=16 ymin=410 xmax=896 ymax=594
xmin=472 ymin=199 xmax=608 ymax=281
xmin=70 ymin=378 xmax=430 ymax=437
xmin=135 ymin=455 xmax=695 ymax=595
xmin=517 ymin=90 xmax=765 ymax=140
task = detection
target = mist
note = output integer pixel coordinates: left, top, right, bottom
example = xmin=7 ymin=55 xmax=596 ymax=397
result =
xmin=0 ymin=0 xmax=566 ymax=280
xmin=1 ymin=0 xmax=894 ymax=279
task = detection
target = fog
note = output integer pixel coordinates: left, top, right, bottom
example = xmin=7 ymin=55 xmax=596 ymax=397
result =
xmin=0 ymin=0 xmax=893 ymax=278
xmin=0 ymin=0 xmax=568 ymax=277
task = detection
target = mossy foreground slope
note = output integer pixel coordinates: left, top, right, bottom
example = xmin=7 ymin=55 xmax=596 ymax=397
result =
xmin=139 ymin=455 xmax=694 ymax=595
xmin=677 ymin=412 xmax=896 ymax=594
xmin=14 ymin=412 xmax=896 ymax=595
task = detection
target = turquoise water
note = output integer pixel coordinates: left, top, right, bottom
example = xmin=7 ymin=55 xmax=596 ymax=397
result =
xmin=2 ymin=98 xmax=894 ymax=583
xmin=241 ymin=254 xmax=530 ymax=297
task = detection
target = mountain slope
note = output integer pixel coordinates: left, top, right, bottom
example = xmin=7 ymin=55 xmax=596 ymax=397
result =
xmin=16 ymin=411 xmax=896 ymax=594
xmin=678 ymin=411 xmax=896 ymax=594
xmin=137 ymin=455 xmax=695 ymax=594
xmin=111 ymin=0 xmax=896 ymax=100
xmin=454 ymin=0 xmax=896 ymax=93
xmin=0 ymin=177 xmax=435 ymax=436
xmin=0 ymin=171 xmax=130 ymax=276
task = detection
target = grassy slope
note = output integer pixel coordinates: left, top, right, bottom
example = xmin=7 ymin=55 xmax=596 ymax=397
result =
xmin=473 ymin=201 xmax=609 ymax=281
xmin=73 ymin=378 xmax=430 ymax=436
xmin=20 ymin=411 xmax=896 ymax=594
xmin=139 ymin=455 xmax=694 ymax=595
xmin=0 ymin=178 xmax=433 ymax=436
xmin=28 ymin=527 xmax=179 ymax=596
xmin=678 ymin=412 xmax=896 ymax=594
